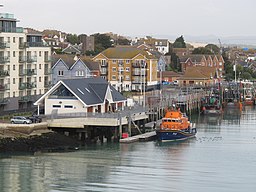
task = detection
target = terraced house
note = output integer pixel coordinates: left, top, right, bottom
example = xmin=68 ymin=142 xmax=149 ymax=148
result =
xmin=0 ymin=12 xmax=51 ymax=112
xmin=93 ymin=46 xmax=158 ymax=92
xmin=179 ymin=54 xmax=225 ymax=78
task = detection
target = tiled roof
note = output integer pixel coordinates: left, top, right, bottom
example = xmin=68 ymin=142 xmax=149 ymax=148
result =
xmin=62 ymin=78 xmax=126 ymax=105
xmin=179 ymin=66 xmax=216 ymax=80
xmin=100 ymin=46 xmax=156 ymax=59
xmin=157 ymin=71 xmax=182 ymax=78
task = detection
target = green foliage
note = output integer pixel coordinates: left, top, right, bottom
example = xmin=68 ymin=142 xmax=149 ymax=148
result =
xmin=173 ymin=35 xmax=186 ymax=48
xmin=66 ymin=34 xmax=79 ymax=44
xmin=205 ymin=44 xmax=220 ymax=54
xmin=192 ymin=47 xmax=213 ymax=55
xmin=241 ymin=72 xmax=252 ymax=80
xmin=93 ymin=33 xmax=113 ymax=51
xmin=116 ymin=38 xmax=131 ymax=45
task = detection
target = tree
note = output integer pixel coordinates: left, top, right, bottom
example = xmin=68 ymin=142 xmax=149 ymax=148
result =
xmin=93 ymin=33 xmax=112 ymax=50
xmin=205 ymin=44 xmax=220 ymax=54
xmin=192 ymin=47 xmax=213 ymax=55
xmin=66 ymin=34 xmax=79 ymax=44
xmin=173 ymin=35 xmax=186 ymax=48
xmin=116 ymin=38 xmax=131 ymax=45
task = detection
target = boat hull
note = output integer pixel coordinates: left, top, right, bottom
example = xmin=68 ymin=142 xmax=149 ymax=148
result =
xmin=203 ymin=109 xmax=222 ymax=115
xmin=156 ymin=129 xmax=197 ymax=142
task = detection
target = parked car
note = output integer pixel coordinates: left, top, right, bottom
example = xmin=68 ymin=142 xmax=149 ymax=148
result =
xmin=26 ymin=115 xmax=42 ymax=123
xmin=10 ymin=116 xmax=32 ymax=124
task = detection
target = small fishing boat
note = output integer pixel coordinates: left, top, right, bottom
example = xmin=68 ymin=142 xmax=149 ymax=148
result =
xmin=156 ymin=108 xmax=197 ymax=142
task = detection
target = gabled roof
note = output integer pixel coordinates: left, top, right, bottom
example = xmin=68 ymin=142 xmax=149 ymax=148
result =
xmin=179 ymin=66 xmax=216 ymax=80
xmin=62 ymin=44 xmax=81 ymax=54
xmin=95 ymin=46 xmax=156 ymax=60
xmin=34 ymin=78 xmax=126 ymax=106
xmin=157 ymin=71 xmax=182 ymax=78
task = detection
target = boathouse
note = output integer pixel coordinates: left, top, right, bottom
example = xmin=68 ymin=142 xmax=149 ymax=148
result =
xmin=34 ymin=77 xmax=127 ymax=115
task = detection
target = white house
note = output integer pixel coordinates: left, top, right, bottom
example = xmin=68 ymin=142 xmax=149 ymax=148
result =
xmin=34 ymin=77 xmax=127 ymax=115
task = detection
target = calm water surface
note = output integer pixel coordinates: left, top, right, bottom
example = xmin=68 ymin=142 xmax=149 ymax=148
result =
xmin=1 ymin=106 xmax=256 ymax=192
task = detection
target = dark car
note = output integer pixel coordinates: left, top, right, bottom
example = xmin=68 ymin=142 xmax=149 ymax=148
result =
xmin=26 ymin=115 xmax=42 ymax=123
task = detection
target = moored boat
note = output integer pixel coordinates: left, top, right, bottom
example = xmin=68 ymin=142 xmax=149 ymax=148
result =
xmin=156 ymin=108 xmax=197 ymax=142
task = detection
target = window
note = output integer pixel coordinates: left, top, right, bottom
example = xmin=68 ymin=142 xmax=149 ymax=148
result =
xmin=39 ymin=64 xmax=41 ymax=69
xmin=13 ymin=51 xmax=15 ymax=57
xmin=13 ymin=65 xmax=15 ymax=70
xmin=112 ymin=67 xmax=116 ymax=72
xmin=7 ymin=37 xmax=10 ymax=43
xmin=39 ymin=51 xmax=41 ymax=57
xmin=53 ymin=105 xmax=61 ymax=108
xmin=75 ymin=70 xmax=84 ymax=76
xmin=126 ymin=75 xmax=130 ymax=80
xmin=113 ymin=60 xmax=117 ymax=64
xmin=13 ymin=78 xmax=15 ymax=84
xmin=13 ymin=37 xmax=15 ymax=43
xmin=126 ymin=60 xmax=130 ymax=64
xmin=125 ymin=67 xmax=130 ymax=72
xmin=34 ymin=90 xmax=37 ymax=95
xmin=112 ymin=75 xmax=116 ymax=80
xmin=39 ymin=77 xmax=41 ymax=82
xmin=64 ymin=105 xmax=73 ymax=108
xmin=58 ymin=70 xmax=64 ymax=76
xmin=13 ymin=92 xmax=15 ymax=97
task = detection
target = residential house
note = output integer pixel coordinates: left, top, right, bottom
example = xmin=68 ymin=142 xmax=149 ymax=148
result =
xmin=178 ymin=66 xmax=218 ymax=86
xmin=137 ymin=44 xmax=167 ymax=72
xmin=62 ymin=44 xmax=81 ymax=55
xmin=93 ymin=46 xmax=158 ymax=92
xmin=34 ymin=78 xmax=127 ymax=115
xmin=0 ymin=13 xmax=51 ymax=112
xmin=42 ymin=29 xmax=67 ymax=50
xmin=157 ymin=71 xmax=182 ymax=83
xmin=179 ymin=54 xmax=224 ymax=77
xmin=51 ymin=55 xmax=100 ymax=84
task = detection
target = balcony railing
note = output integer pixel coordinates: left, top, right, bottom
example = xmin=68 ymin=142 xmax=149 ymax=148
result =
xmin=0 ymin=84 xmax=10 ymax=91
xmin=19 ymin=69 xmax=37 ymax=76
xmin=0 ymin=42 xmax=10 ymax=49
xmin=44 ymin=56 xmax=51 ymax=62
xmin=19 ymin=82 xmax=37 ymax=90
xmin=19 ymin=56 xmax=26 ymax=63
xmin=44 ymin=81 xmax=52 ymax=88
xmin=0 ymin=27 xmax=24 ymax=33
xmin=101 ymin=62 xmax=108 ymax=67
xmin=27 ymin=56 xmax=37 ymax=63
xmin=0 ymin=70 xmax=9 ymax=77
xmin=19 ymin=42 xmax=29 ymax=49
xmin=28 ymin=42 xmax=49 ymax=47
xmin=132 ymin=63 xmax=141 ymax=68
xmin=0 ymin=56 xmax=10 ymax=64
xmin=44 ymin=68 xmax=53 ymax=75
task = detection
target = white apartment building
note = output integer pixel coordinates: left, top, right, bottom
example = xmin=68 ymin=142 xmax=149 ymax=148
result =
xmin=0 ymin=13 xmax=51 ymax=112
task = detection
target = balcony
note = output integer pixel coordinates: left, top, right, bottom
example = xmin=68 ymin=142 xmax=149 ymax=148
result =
xmin=0 ymin=70 xmax=9 ymax=77
xmin=44 ymin=56 xmax=51 ymax=62
xmin=44 ymin=68 xmax=53 ymax=75
xmin=100 ymin=70 xmax=108 ymax=75
xmin=0 ymin=42 xmax=10 ymax=49
xmin=132 ymin=63 xmax=141 ymax=68
xmin=27 ymin=56 xmax=37 ymax=63
xmin=19 ymin=82 xmax=37 ymax=90
xmin=0 ymin=84 xmax=10 ymax=91
xmin=101 ymin=62 xmax=108 ymax=67
xmin=19 ymin=69 xmax=37 ymax=76
xmin=0 ymin=56 xmax=10 ymax=64
xmin=28 ymin=42 xmax=49 ymax=47
xmin=19 ymin=42 xmax=29 ymax=49
xmin=44 ymin=81 xmax=52 ymax=88
xmin=19 ymin=56 xmax=26 ymax=63
xmin=132 ymin=71 xmax=141 ymax=76
xmin=0 ymin=97 xmax=9 ymax=105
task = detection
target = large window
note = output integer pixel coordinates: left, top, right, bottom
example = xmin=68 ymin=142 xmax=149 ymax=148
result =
xmin=75 ymin=70 xmax=84 ymax=76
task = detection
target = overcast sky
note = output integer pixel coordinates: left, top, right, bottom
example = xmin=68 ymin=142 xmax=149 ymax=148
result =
xmin=1 ymin=0 xmax=255 ymax=39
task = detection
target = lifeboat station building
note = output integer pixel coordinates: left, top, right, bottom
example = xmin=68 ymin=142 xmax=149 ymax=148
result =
xmin=34 ymin=77 xmax=127 ymax=115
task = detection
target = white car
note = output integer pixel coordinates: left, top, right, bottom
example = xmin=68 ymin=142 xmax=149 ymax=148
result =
xmin=10 ymin=116 xmax=32 ymax=124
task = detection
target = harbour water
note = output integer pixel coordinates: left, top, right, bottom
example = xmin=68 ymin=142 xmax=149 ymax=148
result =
xmin=1 ymin=106 xmax=256 ymax=192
